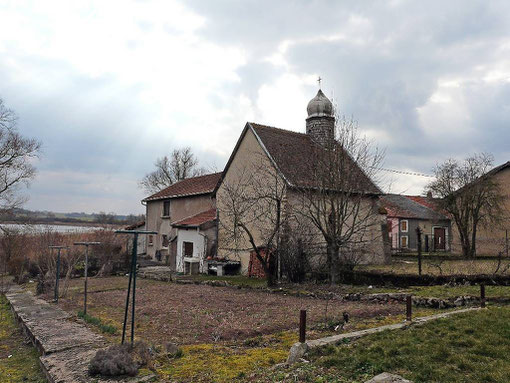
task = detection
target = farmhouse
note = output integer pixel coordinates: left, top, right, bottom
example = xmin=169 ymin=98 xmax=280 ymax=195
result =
xmin=142 ymin=172 xmax=221 ymax=273
xmin=381 ymin=194 xmax=451 ymax=253
xmin=451 ymin=161 xmax=510 ymax=256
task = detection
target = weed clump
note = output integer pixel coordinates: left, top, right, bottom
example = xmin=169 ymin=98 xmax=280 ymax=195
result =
xmin=89 ymin=342 xmax=152 ymax=377
xmin=89 ymin=344 xmax=138 ymax=377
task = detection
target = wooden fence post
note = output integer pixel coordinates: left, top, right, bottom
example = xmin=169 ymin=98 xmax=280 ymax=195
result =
xmin=480 ymin=284 xmax=486 ymax=308
xmin=406 ymin=295 xmax=412 ymax=322
xmin=299 ymin=310 xmax=307 ymax=343
xmin=416 ymin=227 xmax=422 ymax=276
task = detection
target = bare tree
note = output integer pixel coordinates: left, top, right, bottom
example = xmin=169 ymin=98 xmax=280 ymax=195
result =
xmin=427 ymin=153 xmax=505 ymax=258
xmin=0 ymin=98 xmax=41 ymax=209
xmin=218 ymin=158 xmax=287 ymax=287
xmin=296 ymin=115 xmax=385 ymax=283
xmin=139 ymin=147 xmax=205 ymax=193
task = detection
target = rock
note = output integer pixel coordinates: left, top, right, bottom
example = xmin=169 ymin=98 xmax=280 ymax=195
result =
xmin=286 ymin=342 xmax=308 ymax=364
xmin=454 ymin=297 xmax=464 ymax=307
xmin=164 ymin=342 xmax=180 ymax=356
xmin=365 ymin=372 xmax=413 ymax=383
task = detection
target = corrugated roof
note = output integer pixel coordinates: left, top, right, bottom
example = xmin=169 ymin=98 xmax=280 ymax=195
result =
xmin=171 ymin=208 xmax=216 ymax=227
xmin=381 ymin=194 xmax=449 ymax=220
xmin=143 ymin=172 xmax=222 ymax=202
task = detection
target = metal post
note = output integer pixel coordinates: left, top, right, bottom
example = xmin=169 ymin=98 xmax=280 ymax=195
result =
xmin=299 ymin=309 xmax=307 ymax=343
xmin=74 ymin=242 xmax=101 ymax=316
xmin=49 ymin=246 xmax=67 ymax=303
xmin=481 ymin=284 xmax=486 ymax=308
xmin=130 ymin=233 xmax=138 ymax=347
xmin=406 ymin=295 xmax=412 ymax=322
xmin=84 ymin=246 xmax=88 ymax=314
xmin=115 ymin=230 xmax=157 ymax=346
xmin=121 ymin=254 xmax=134 ymax=345
xmin=55 ymin=248 xmax=61 ymax=303
xmin=416 ymin=228 xmax=422 ymax=276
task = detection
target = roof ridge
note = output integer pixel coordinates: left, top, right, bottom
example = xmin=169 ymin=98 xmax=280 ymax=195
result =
xmin=249 ymin=122 xmax=309 ymax=138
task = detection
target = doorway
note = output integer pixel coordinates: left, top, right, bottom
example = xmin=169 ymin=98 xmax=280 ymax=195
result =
xmin=434 ymin=227 xmax=446 ymax=250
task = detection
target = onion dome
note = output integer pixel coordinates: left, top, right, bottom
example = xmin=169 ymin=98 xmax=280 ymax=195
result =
xmin=306 ymin=89 xmax=333 ymax=118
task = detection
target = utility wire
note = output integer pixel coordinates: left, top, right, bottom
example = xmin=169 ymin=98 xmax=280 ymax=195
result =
xmin=372 ymin=167 xmax=435 ymax=178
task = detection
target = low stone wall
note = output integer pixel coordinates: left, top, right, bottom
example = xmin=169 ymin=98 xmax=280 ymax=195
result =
xmin=287 ymin=307 xmax=480 ymax=365
xmin=344 ymin=292 xmax=481 ymax=309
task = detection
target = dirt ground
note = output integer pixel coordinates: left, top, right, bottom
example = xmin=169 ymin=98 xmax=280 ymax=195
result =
xmin=43 ymin=276 xmax=405 ymax=345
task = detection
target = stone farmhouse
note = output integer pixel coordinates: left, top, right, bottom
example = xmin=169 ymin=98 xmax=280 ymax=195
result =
xmin=142 ymin=172 xmax=221 ymax=273
xmin=450 ymin=161 xmax=510 ymax=256
xmin=381 ymin=194 xmax=451 ymax=253
xmin=143 ymin=89 xmax=390 ymax=275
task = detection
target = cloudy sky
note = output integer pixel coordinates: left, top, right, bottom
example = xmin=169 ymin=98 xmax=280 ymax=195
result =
xmin=1 ymin=0 xmax=509 ymax=214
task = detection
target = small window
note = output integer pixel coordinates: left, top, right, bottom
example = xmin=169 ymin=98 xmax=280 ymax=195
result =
xmin=183 ymin=241 xmax=194 ymax=257
xmin=148 ymin=235 xmax=153 ymax=246
xmin=162 ymin=235 xmax=169 ymax=248
xmin=163 ymin=201 xmax=170 ymax=217
xmin=401 ymin=220 xmax=408 ymax=232
xmin=401 ymin=236 xmax=408 ymax=248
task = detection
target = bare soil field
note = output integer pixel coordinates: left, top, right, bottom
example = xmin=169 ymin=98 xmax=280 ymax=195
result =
xmin=41 ymin=276 xmax=405 ymax=345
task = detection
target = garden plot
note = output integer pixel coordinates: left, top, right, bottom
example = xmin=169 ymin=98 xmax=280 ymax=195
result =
xmin=43 ymin=276 xmax=407 ymax=345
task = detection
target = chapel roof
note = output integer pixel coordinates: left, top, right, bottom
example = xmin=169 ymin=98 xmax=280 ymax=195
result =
xmin=248 ymin=122 xmax=381 ymax=194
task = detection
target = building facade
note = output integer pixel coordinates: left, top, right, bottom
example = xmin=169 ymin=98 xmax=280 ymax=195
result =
xmin=381 ymin=194 xmax=451 ymax=253
xmin=142 ymin=173 xmax=221 ymax=272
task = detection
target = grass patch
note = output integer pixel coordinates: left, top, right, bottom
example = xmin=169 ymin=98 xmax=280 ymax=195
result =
xmin=78 ymin=310 xmax=117 ymax=334
xmin=308 ymin=306 xmax=510 ymax=382
xmin=0 ymin=295 xmax=46 ymax=383
xmin=358 ymin=257 xmax=510 ymax=276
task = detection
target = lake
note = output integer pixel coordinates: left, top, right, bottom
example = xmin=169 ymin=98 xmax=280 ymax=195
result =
xmin=0 ymin=223 xmax=103 ymax=233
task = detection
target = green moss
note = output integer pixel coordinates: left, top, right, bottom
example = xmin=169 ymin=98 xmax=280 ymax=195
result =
xmin=157 ymin=343 xmax=288 ymax=382
xmin=155 ymin=331 xmax=297 ymax=382
xmin=0 ymin=295 xmax=46 ymax=383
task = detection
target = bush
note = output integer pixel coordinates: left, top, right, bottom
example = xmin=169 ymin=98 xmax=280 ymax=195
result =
xmin=89 ymin=344 xmax=138 ymax=377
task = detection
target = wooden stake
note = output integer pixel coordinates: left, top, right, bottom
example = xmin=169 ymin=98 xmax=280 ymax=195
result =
xmin=406 ymin=295 xmax=412 ymax=322
xmin=299 ymin=309 xmax=307 ymax=343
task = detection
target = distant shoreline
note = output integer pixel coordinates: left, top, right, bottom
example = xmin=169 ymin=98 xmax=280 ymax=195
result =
xmin=0 ymin=220 xmax=122 ymax=228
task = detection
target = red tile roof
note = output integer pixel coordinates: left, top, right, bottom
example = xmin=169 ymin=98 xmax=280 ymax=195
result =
xmin=249 ymin=123 xmax=381 ymax=194
xmin=172 ymin=208 xmax=216 ymax=227
xmin=143 ymin=172 xmax=222 ymax=202
xmin=380 ymin=194 xmax=449 ymax=220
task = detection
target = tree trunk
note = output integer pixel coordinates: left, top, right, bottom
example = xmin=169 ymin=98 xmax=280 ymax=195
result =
xmin=470 ymin=223 xmax=478 ymax=258
xmin=327 ymin=242 xmax=339 ymax=285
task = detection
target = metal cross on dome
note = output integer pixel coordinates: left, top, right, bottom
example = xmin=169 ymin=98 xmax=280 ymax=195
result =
xmin=317 ymin=76 xmax=322 ymax=89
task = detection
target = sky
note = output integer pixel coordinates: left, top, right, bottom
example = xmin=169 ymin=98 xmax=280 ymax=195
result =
xmin=1 ymin=0 xmax=510 ymax=215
